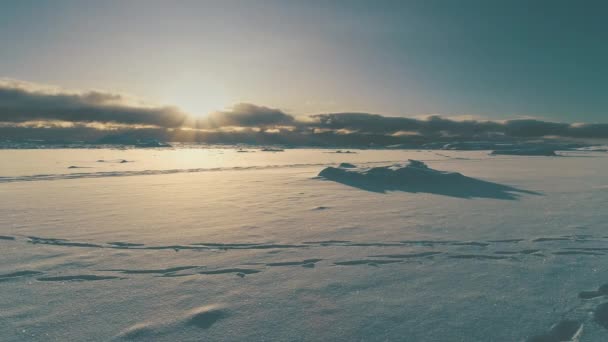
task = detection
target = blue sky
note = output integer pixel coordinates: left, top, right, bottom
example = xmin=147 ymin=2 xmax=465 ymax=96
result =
xmin=1 ymin=0 xmax=607 ymax=122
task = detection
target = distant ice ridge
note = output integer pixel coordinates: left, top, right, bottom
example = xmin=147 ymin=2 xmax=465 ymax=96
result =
xmin=575 ymin=145 xmax=608 ymax=152
xmin=490 ymin=147 xmax=558 ymax=156
xmin=98 ymin=136 xmax=172 ymax=148
xmin=436 ymin=141 xmax=586 ymax=151
xmin=260 ymin=147 xmax=285 ymax=152
xmin=0 ymin=138 xmax=599 ymax=152
xmin=318 ymin=160 xmax=539 ymax=199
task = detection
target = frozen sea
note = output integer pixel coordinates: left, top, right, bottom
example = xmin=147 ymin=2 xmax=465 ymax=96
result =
xmin=1 ymin=147 xmax=607 ymax=341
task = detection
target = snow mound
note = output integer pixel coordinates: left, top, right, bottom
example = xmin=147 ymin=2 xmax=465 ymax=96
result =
xmin=318 ymin=160 xmax=538 ymax=199
xmin=115 ymin=305 xmax=229 ymax=340
xmin=135 ymin=139 xmax=172 ymax=148
xmin=97 ymin=159 xmax=131 ymax=163
xmin=319 ymin=160 xmax=459 ymax=185
xmin=325 ymin=150 xmax=357 ymax=154
xmin=260 ymin=147 xmax=284 ymax=152
xmin=491 ymin=148 xmax=557 ymax=156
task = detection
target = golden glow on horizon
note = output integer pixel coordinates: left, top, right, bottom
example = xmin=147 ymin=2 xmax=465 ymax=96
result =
xmin=160 ymin=77 xmax=234 ymax=117
xmin=168 ymin=92 xmax=231 ymax=117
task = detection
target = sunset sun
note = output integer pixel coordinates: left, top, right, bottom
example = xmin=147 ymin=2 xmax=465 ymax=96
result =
xmin=161 ymin=81 xmax=233 ymax=117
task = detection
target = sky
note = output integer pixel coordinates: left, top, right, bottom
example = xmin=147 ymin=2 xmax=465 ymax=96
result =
xmin=1 ymin=0 xmax=607 ymax=122
xmin=1 ymin=1 xmax=607 ymax=146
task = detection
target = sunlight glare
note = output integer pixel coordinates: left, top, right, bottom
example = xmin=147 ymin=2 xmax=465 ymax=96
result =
xmin=161 ymin=79 xmax=233 ymax=117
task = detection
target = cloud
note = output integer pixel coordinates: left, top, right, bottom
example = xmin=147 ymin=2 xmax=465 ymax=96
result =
xmin=306 ymin=114 xmax=608 ymax=139
xmin=198 ymin=103 xmax=295 ymax=128
xmin=0 ymin=79 xmax=188 ymax=127
xmin=0 ymin=79 xmax=606 ymax=145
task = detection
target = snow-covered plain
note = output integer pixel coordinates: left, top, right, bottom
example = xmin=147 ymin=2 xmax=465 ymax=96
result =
xmin=1 ymin=148 xmax=608 ymax=341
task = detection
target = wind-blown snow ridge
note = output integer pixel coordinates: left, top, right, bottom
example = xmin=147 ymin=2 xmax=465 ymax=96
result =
xmin=6 ymin=231 xmax=608 ymax=341
xmin=4 ymin=232 xmax=608 ymax=289
xmin=0 ymin=161 xmax=402 ymax=183
xmin=318 ymin=160 xmax=540 ymax=199
xmin=5 ymin=233 xmax=607 ymax=255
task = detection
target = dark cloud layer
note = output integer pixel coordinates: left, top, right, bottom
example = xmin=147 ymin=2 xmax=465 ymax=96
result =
xmin=308 ymin=113 xmax=608 ymax=139
xmin=0 ymin=81 xmax=188 ymax=127
xmin=0 ymin=80 xmax=607 ymax=146
xmin=201 ymin=103 xmax=294 ymax=128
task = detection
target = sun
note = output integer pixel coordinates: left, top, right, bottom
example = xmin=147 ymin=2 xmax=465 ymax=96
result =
xmin=175 ymin=96 xmax=229 ymax=117
xmin=160 ymin=80 xmax=233 ymax=117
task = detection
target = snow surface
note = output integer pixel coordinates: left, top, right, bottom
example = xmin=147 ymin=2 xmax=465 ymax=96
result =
xmin=1 ymin=148 xmax=608 ymax=341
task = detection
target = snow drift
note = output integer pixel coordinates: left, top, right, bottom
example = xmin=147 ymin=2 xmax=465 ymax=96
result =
xmin=318 ymin=160 xmax=539 ymax=199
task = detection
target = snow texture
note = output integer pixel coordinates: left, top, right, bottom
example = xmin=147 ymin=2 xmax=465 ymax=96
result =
xmin=1 ymin=148 xmax=608 ymax=341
